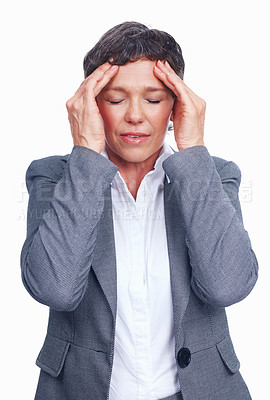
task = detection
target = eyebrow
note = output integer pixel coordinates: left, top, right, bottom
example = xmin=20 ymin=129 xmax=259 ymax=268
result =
xmin=104 ymin=86 xmax=168 ymax=93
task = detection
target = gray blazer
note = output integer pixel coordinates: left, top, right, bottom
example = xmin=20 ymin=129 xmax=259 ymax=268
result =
xmin=20 ymin=145 xmax=258 ymax=400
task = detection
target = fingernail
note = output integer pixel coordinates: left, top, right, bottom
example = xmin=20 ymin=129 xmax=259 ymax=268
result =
xmin=110 ymin=65 xmax=118 ymax=71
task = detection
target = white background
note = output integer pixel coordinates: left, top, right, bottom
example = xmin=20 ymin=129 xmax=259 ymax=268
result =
xmin=1 ymin=0 xmax=269 ymax=398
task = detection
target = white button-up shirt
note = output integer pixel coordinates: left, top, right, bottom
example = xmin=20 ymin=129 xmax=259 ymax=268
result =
xmin=102 ymin=141 xmax=181 ymax=400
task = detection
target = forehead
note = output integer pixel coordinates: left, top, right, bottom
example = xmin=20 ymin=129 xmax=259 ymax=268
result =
xmin=105 ymin=59 xmax=165 ymax=91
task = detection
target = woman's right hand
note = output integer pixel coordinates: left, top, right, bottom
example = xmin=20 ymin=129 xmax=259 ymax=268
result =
xmin=66 ymin=62 xmax=119 ymax=153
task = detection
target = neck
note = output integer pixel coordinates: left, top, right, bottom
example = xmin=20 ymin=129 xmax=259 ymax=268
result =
xmin=106 ymin=146 xmax=162 ymax=200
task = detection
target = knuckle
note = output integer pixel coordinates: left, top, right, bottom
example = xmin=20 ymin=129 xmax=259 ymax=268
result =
xmin=193 ymin=98 xmax=206 ymax=114
xmin=84 ymin=82 xmax=95 ymax=95
xmin=72 ymin=104 xmax=78 ymax=113
xmin=201 ymin=98 xmax=206 ymax=108
xmin=69 ymin=100 xmax=80 ymax=114
xmin=66 ymin=98 xmax=72 ymax=110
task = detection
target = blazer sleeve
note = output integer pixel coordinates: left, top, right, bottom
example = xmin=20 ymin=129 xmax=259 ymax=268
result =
xmin=162 ymin=145 xmax=258 ymax=308
xmin=20 ymin=146 xmax=118 ymax=312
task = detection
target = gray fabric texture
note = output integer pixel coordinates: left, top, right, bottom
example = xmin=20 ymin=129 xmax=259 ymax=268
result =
xmin=159 ymin=391 xmax=183 ymax=400
xmin=20 ymin=145 xmax=258 ymax=400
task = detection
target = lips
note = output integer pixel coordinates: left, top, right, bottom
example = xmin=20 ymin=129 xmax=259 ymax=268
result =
xmin=120 ymin=132 xmax=150 ymax=138
xmin=120 ymin=132 xmax=150 ymax=144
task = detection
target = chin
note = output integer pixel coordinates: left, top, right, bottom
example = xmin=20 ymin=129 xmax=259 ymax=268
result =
xmin=105 ymin=140 xmax=164 ymax=166
xmin=118 ymin=148 xmax=158 ymax=163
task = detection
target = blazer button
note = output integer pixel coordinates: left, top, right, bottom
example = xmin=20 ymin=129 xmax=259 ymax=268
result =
xmin=177 ymin=348 xmax=191 ymax=368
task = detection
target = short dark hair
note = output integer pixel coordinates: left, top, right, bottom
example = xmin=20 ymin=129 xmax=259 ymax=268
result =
xmin=83 ymin=21 xmax=185 ymax=79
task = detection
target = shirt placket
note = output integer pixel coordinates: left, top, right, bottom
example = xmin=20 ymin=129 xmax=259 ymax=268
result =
xmin=128 ymin=186 xmax=152 ymax=400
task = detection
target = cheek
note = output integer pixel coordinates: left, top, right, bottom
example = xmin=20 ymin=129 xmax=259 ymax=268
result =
xmin=151 ymin=105 xmax=173 ymax=127
xmin=99 ymin=107 xmax=121 ymax=131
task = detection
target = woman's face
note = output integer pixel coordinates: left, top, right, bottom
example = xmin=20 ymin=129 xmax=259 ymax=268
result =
xmin=96 ymin=59 xmax=174 ymax=168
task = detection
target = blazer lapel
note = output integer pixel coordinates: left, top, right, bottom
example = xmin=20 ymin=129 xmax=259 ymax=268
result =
xmin=164 ymin=178 xmax=191 ymax=348
xmin=91 ymin=187 xmax=117 ymax=321
xmin=90 ymin=179 xmax=192 ymax=339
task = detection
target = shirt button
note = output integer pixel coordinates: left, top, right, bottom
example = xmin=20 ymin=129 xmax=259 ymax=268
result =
xmin=177 ymin=347 xmax=191 ymax=368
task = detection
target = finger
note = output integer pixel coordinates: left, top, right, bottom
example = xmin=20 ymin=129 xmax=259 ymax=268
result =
xmin=162 ymin=61 xmax=203 ymax=102
xmin=154 ymin=61 xmax=178 ymax=95
xmin=162 ymin=61 xmax=192 ymax=92
xmin=155 ymin=61 xmax=201 ymax=107
xmin=72 ymin=62 xmax=115 ymax=101
xmin=91 ymin=65 xmax=119 ymax=97
xmin=154 ymin=61 xmax=190 ymax=103
xmin=155 ymin=61 xmax=190 ymax=98
xmin=67 ymin=63 xmax=119 ymax=114
xmin=83 ymin=65 xmax=119 ymax=105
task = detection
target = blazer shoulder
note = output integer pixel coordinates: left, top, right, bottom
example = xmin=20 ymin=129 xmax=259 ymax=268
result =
xmin=170 ymin=146 xmax=242 ymax=184
xmin=25 ymin=153 xmax=70 ymax=191
xmin=212 ymin=155 xmax=241 ymax=185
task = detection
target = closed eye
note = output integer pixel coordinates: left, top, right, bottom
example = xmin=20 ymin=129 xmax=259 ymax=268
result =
xmin=106 ymin=99 xmax=123 ymax=104
xmin=147 ymin=100 xmax=161 ymax=104
xmin=106 ymin=99 xmax=161 ymax=104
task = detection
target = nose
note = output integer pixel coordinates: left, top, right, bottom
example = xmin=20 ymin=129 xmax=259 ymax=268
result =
xmin=124 ymin=99 xmax=145 ymax=124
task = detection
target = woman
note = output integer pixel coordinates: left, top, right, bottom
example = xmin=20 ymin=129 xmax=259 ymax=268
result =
xmin=21 ymin=21 xmax=258 ymax=400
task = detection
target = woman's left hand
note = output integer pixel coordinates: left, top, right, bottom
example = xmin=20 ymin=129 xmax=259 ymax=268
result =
xmin=154 ymin=60 xmax=206 ymax=151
